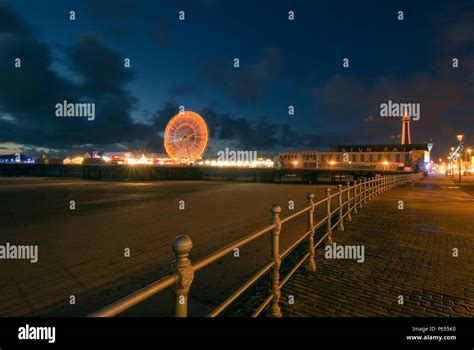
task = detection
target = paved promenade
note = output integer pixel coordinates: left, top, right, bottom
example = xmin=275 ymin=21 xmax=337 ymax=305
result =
xmin=281 ymin=175 xmax=474 ymax=317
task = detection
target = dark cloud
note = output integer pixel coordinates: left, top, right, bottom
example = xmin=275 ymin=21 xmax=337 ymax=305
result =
xmin=0 ymin=3 xmax=156 ymax=153
xmin=313 ymin=73 xmax=472 ymax=152
xmin=150 ymin=103 xmax=342 ymax=153
xmin=69 ymin=33 xmax=133 ymax=93
xmin=201 ymin=48 xmax=283 ymax=104
xmin=0 ymin=0 xmax=315 ymax=158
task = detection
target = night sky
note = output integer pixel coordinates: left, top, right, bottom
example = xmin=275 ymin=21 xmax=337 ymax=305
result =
xmin=0 ymin=0 xmax=472 ymax=159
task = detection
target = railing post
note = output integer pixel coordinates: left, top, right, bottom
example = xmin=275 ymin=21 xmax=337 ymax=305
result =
xmin=337 ymin=184 xmax=345 ymax=231
xmin=306 ymin=193 xmax=317 ymax=272
xmin=326 ymin=188 xmax=333 ymax=245
xmin=374 ymin=176 xmax=378 ymax=196
xmin=269 ymin=205 xmax=282 ymax=317
xmin=368 ymin=178 xmax=372 ymax=200
xmin=368 ymin=178 xmax=371 ymax=199
xmin=172 ymin=235 xmax=194 ymax=317
xmin=346 ymin=181 xmax=352 ymax=222
xmin=363 ymin=178 xmax=368 ymax=204
xmin=353 ymin=181 xmax=359 ymax=214
xmin=358 ymin=180 xmax=363 ymax=209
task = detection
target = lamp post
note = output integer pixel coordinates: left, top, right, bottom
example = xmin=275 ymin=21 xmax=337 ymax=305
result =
xmin=468 ymin=149 xmax=472 ymax=174
xmin=450 ymin=147 xmax=455 ymax=179
xmin=457 ymin=135 xmax=464 ymax=182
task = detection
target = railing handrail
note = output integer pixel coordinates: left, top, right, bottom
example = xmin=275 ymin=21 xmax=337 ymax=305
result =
xmin=90 ymin=172 xmax=422 ymax=318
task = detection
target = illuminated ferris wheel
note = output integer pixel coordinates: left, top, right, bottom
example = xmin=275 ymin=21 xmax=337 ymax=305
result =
xmin=164 ymin=111 xmax=209 ymax=161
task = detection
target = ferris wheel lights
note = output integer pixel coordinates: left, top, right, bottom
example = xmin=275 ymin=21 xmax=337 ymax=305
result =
xmin=164 ymin=111 xmax=209 ymax=161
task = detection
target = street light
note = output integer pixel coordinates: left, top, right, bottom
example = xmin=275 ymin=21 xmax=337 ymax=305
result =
xmin=450 ymin=148 xmax=455 ymax=179
xmin=469 ymin=149 xmax=473 ymax=174
xmin=456 ymin=134 xmax=464 ymax=182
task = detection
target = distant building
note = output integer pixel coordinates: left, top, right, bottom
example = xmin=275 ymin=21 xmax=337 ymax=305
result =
xmin=101 ymin=152 xmax=133 ymax=164
xmin=277 ymin=111 xmax=432 ymax=172
xmin=83 ymin=157 xmax=106 ymax=165
xmin=0 ymin=154 xmax=35 ymax=164
xmin=277 ymin=143 xmax=432 ymax=172
xmin=36 ymin=154 xmax=64 ymax=165
xmin=63 ymin=153 xmax=91 ymax=165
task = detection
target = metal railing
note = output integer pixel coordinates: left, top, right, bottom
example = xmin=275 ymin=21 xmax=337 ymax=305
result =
xmin=90 ymin=173 xmax=422 ymax=317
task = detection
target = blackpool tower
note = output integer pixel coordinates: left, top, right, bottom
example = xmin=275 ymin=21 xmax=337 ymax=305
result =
xmin=401 ymin=108 xmax=411 ymax=145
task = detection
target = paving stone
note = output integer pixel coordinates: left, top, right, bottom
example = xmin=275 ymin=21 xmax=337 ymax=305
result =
xmin=280 ymin=176 xmax=474 ymax=317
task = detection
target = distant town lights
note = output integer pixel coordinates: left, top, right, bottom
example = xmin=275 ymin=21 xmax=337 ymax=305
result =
xmin=200 ymin=159 xmax=274 ymax=168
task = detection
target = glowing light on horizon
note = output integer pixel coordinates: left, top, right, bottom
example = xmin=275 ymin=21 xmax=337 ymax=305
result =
xmin=199 ymin=158 xmax=274 ymax=168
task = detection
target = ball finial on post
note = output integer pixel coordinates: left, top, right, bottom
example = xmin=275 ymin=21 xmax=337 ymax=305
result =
xmin=172 ymin=235 xmax=193 ymax=258
xmin=172 ymin=235 xmax=194 ymax=317
xmin=271 ymin=204 xmax=281 ymax=217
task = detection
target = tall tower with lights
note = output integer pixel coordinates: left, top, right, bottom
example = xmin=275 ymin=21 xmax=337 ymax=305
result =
xmin=401 ymin=108 xmax=411 ymax=145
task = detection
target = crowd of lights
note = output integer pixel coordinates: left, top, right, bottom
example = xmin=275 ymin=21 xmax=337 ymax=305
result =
xmin=124 ymin=155 xmax=153 ymax=165
xmin=198 ymin=159 xmax=274 ymax=168
xmin=0 ymin=157 xmax=35 ymax=164
xmin=61 ymin=153 xmax=275 ymax=168
xmin=292 ymin=159 xmax=402 ymax=169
